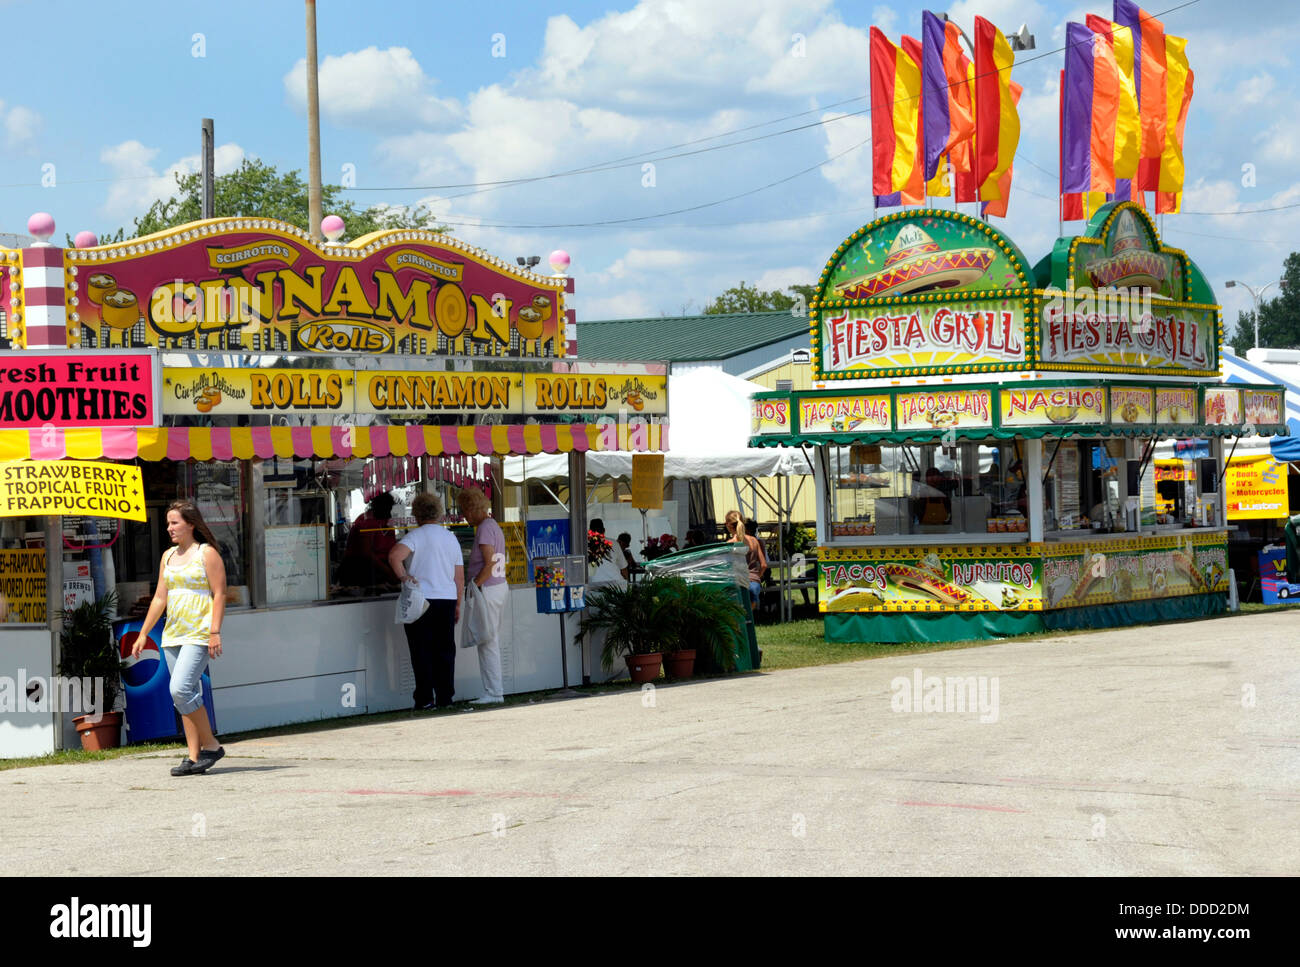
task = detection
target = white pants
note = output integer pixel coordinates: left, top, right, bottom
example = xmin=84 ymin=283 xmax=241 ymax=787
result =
xmin=477 ymin=582 xmax=509 ymax=698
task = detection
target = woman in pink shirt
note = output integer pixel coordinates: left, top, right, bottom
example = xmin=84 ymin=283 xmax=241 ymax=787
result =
xmin=459 ymin=488 xmax=508 ymax=705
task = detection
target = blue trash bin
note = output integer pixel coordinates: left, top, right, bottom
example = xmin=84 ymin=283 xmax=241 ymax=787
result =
xmin=115 ymin=617 xmax=217 ymax=742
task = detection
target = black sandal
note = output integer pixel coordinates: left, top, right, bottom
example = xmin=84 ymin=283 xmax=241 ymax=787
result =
xmin=170 ymin=758 xmax=199 ymax=776
xmin=192 ymin=747 xmax=225 ymax=773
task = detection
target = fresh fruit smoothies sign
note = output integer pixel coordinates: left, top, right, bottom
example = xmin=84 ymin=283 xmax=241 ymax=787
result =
xmin=0 ymin=352 xmax=159 ymax=428
xmin=66 ymin=221 xmax=567 ymax=357
xmin=819 ymin=546 xmax=1042 ymax=613
xmin=1000 ymin=386 xmax=1105 ymax=426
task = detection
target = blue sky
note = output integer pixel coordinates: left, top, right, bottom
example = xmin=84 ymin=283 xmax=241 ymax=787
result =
xmin=0 ymin=0 xmax=1292 ymax=344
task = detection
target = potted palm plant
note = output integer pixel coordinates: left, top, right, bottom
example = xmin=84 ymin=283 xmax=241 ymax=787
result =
xmin=577 ymin=575 xmax=684 ymax=683
xmin=57 ymin=591 xmax=125 ymax=750
xmin=661 ymin=581 xmax=746 ymax=678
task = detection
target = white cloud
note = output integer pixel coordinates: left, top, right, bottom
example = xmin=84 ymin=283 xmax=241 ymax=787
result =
xmin=283 ymin=46 xmax=460 ymax=131
xmin=99 ymin=140 xmax=245 ymax=219
xmin=4 ymin=104 xmax=41 ymax=150
xmin=818 ymin=109 xmax=872 ymax=197
xmin=752 ymin=265 xmax=819 ymax=290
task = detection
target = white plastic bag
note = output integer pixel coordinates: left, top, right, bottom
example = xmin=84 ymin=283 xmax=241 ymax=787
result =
xmin=395 ymin=569 xmax=428 ymax=625
xmin=460 ymin=581 xmax=493 ymax=648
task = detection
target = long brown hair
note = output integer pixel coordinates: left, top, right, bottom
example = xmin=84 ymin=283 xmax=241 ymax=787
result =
xmin=167 ymin=499 xmax=219 ymax=550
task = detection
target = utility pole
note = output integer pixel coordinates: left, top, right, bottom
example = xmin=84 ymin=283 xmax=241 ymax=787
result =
xmin=201 ymin=118 xmax=215 ymax=219
xmin=305 ymin=0 xmax=323 ymax=241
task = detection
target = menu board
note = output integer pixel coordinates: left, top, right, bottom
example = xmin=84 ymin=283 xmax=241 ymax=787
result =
xmin=752 ymin=398 xmax=791 ymax=435
xmin=1108 ymin=387 xmax=1154 ymax=425
xmin=894 ymin=389 xmax=993 ymax=431
xmin=266 ymin=524 xmax=328 ymax=605
xmin=798 ymin=395 xmax=891 ymax=434
xmin=1243 ymin=389 xmax=1284 ymax=428
xmin=1000 ymin=386 xmax=1106 ymax=426
xmin=1154 ymin=387 xmax=1197 ymax=424
xmin=1204 ymin=387 xmax=1241 ymax=426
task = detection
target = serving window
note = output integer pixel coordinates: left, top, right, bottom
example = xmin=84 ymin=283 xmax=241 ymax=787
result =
xmin=827 ymin=440 xmax=1026 ymax=540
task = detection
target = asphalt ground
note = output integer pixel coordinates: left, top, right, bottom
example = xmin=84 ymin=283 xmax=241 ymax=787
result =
xmin=2 ymin=610 xmax=1296 ymax=876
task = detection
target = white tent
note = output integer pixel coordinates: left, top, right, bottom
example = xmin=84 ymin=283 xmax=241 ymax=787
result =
xmin=503 ymin=367 xmax=809 ymax=482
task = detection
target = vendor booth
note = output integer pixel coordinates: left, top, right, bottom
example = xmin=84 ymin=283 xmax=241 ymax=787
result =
xmin=750 ymin=203 xmax=1288 ymax=642
xmin=0 ymin=215 xmax=665 ymax=756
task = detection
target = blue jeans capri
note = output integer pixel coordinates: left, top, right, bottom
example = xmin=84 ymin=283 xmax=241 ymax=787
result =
xmin=168 ymin=644 xmax=210 ymax=715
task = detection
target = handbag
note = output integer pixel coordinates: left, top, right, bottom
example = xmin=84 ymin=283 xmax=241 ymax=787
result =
xmin=460 ymin=581 xmax=493 ymax=648
xmin=395 ymin=557 xmax=429 ymax=625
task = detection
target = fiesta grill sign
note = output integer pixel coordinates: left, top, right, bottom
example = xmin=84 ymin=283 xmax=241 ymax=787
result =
xmin=69 ymin=227 xmax=567 ymax=358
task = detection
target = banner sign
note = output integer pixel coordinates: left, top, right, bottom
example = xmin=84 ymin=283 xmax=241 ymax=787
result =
xmin=895 ymin=389 xmax=993 ymax=431
xmin=0 ymin=351 xmax=158 ymax=428
xmin=819 ymin=545 xmax=1042 ymax=613
xmin=1042 ymin=535 xmax=1227 ymax=608
xmin=1039 ymin=303 xmax=1216 ymax=374
xmin=752 ymin=398 xmax=791 ymax=435
xmin=1243 ymin=389 xmax=1284 ymax=428
xmin=798 ymin=394 xmax=891 ymax=434
xmin=163 ymin=366 xmax=665 ymax=418
xmin=821 ymin=301 xmax=1027 ymax=375
xmin=1108 ymin=386 xmax=1154 ymax=425
xmin=0 ymin=460 xmax=146 ymax=520
xmin=1204 ymin=387 xmax=1241 ymax=426
xmin=0 ymin=548 xmax=45 ymax=623
xmin=1000 ymin=386 xmax=1106 ymax=426
xmin=1225 ymin=455 xmax=1290 ymax=520
xmin=1154 ymin=386 xmax=1197 ymax=424
xmin=67 ymin=222 xmax=567 ymax=358
xmin=630 ymin=453 xmax=665 ymax=509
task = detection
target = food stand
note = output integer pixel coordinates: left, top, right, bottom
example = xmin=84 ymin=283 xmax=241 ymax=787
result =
xmin=0 ymin=214 xmax=666 ymax=755
xmin=749 ymin=203 xmax=1287 ymax=642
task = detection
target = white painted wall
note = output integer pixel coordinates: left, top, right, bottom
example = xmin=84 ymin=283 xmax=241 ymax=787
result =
xmin=0 ymin=629 xmax=58 ymax=758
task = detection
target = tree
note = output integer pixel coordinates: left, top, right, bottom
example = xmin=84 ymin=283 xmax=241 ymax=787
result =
xmin=703 ymin=281 xmax=817 ymax=314
xmin=116 ymin=159 xmax=442 ymax=241
xmin=1230 ymin=252 xmax=1300 ymax=350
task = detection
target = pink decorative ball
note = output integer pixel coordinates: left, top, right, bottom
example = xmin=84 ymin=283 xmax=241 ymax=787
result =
xmin=27 ymin=212 xmax=55 ymax=241
xmin=74 ymin=231 xmax=99 ymax=248
xmin=548 ymin=250 xmax=570 ymax=274
xmin=321 ymin=215 xmax=346 ymax=241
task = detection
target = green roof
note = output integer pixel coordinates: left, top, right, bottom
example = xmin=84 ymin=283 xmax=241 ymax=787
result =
xmin=576 ymin=310 xmax=809 ymax=363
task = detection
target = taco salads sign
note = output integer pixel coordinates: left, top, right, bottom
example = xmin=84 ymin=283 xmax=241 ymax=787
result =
xmin=64 ymin=221 xmax=568 ymax=358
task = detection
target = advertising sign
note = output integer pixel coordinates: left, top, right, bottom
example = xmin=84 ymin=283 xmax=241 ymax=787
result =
xmin=0 ymin=549 xmax=45 ymax=623
xmin=1000 ymin=386 xmax=1106 ymax=426
xmin=525 ymin=519 xmax=569 ymax=583
xmin=68 ymin=224 xmax=567 ymax=357
xmin=753 ymin=398 xmax=791 ymax=435
xmin=1042 ymin=536 xmax=1227 ymax=608
xmin=798 ymin=395 xmax=891 ymax=434
xmin=1225 ymin=455 xmax=1290 ymax=520
xmin=0 ymin=460 xmax=145 ymax=520
xmin=0 ymin=351 xmax=158 ymax=428
xmin=164 ymin=367 xmax=356 ymax=416
xmin=1154 ymin=386 xmax=1197 ymax=424
xmin=822 ymin=301 xmax=1027 ymax=375
xmin=1243 ymin=389 xmax=1284 ymax=428
xmin=525 ymin=372 xmax=667 ymax=416
xmin=1258 ymin=545 xmax=1299 ymax=603
xmin=819 ymin=546 xmax=1042 ymax=613
xmin=630 ymin=454 xmax=665 ymax=509
xmin=1108 ymin=387 xmax=1154 ymax=425
xmin=894 ymin=389 xmax=994 ymax=431
xmin=1204 ymin=386 xmax=1241 ymax=426
xmin=1039 ymin=302 xmax=1217 ymax=374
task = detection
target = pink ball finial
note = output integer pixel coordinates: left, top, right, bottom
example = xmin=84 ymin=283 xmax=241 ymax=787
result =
xmin=74 ymin=231 xmax=99 ymax=248
xmin=27 ymin=212 xmax=56 ymax=242
xmin=321 ymin=215 xmax=346 ymax=242
xmin=548 ymin=249 xmax=570 ymax=274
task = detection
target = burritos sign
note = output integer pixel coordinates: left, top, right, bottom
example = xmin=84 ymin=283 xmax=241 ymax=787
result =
xmin=65 ymin=220 xmax=568 ymax=358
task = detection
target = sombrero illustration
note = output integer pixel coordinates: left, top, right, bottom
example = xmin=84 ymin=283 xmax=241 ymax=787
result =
xmin=1086 ymin=210 xmax=1170 ymax=291
xmin=834 ymin=224 xmax=995 ymax=299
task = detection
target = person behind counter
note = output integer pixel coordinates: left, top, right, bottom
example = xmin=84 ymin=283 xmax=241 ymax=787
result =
xmin=459 ymin=487 xmax=507 ymax=705
xmin=725 ymin=510 xmax=767 ymax=607
xmin=389 ymin=493 xmax=464 ymax=710
xmin=616 ymin=532 xmax=638 ymax=579
xmin=134 ymin=500 xmax=227 ymax=777
xmin=338 ymin=492 xmax=398 ymax=590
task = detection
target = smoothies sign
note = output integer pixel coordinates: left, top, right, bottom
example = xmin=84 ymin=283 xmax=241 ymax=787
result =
xmin=0 ymin=352 xmax=159 ymax=428
xmin=66 ymin=221 xmax=568 ymax=357
xmin=1000 ymin=386 xmax=1105 ymax=426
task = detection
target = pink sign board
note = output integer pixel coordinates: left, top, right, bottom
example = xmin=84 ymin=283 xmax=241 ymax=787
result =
xmin=0 ymin=351 xmax=159 ymax=428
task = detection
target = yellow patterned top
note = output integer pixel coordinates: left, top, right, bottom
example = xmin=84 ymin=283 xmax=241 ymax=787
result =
xmin=161 ymin=544 xmax=212 ymax=648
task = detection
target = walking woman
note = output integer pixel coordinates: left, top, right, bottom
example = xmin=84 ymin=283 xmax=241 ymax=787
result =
xmin=389 ymin=493 xmax=464 ymax=709
xmin=458 ymin=487 xmax=508 ymax=704
xmin=725 ymin=509 xmax=767 ymax=608
xmin=134 ymin=500 xmax=226 ymax=776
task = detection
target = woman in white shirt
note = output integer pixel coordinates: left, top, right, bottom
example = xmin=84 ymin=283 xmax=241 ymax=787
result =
xmin=389 ymin=493 xmax=464 ymax=709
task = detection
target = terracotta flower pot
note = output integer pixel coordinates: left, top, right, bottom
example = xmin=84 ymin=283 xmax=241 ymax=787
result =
xmin=663 ymin=649 xmax=696 ymax=679
xmin=625 ymin=652 xmax=663 ymax=684
xmin=74 ymin=711 xmax=123 ymax=751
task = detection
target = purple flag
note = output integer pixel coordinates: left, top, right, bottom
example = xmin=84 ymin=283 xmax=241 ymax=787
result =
xmin=921 ymin=11 xmax=951 ymax=182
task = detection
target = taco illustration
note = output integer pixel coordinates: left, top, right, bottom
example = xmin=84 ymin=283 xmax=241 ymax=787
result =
xmin=825 ymin=587 xmax=883 ymax=612
xmin=926 ymin=409 xmax=959 ymax=428
xmin=834 ymin=224 xmax=995 ymax=299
